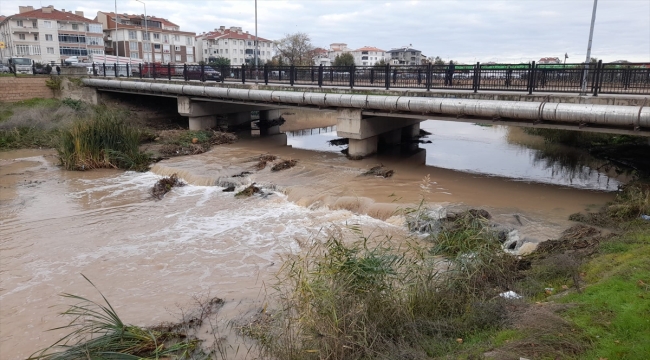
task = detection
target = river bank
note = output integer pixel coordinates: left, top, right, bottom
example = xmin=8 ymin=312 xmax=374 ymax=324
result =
xmin=1 ymin=98 xmax=648 ymax=359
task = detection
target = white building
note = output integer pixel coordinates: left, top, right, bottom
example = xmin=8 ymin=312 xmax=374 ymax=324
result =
xmin=95 ymin=11 xmax=196 ymax=63
xmin=351 ymin=46 xmax=386 ymax=66
xmin=196 ymin=26 xmax=274 ymax=65
xmin=0 ymin=5 xmax=104 ymax=64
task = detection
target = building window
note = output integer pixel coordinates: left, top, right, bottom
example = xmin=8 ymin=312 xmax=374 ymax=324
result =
xmin=163 ymin=34 xmax=169 ymax=43
xmin=72 ymin=24 xmax=79 ymax=30
xmin=163 ymin=44 xmax=170 ymax=53
xmin=144 ymin=53 xmax=152 ymax=62
xmin=86 ymin=37 xmax=104 ymax=46
xmin=89 ymin=48 xmax=104 ymax=55
xmin=45 ymin=34 xmax=53 ymax=41
xmin=204 ymin=49 xmax=207 ymax=54
xmin=154 ymin=44 xmax=161 ymax=51
xmin=186 ymin=37 xmax=192 ymax=46
xmin=129 ymin=41 xmax=139 ymax=51
xmin=174 ymin=45 xmax=180 ymax=51
xmin=240 ymin=40 xmax=244 ymax=45
xmin=130 ymin=53 xmax=140 ymax=59
xmin=16 ymin=45 xmax=29 ymax=55
xmin=31 ymin=45 xmax=41 ymax=55
xmin=34 ymin=34 xmax=38 ymax=41
xmin=247 ymin=41 xmax=251 ymax=46
xmin=32 ymin=21 xmax=38 ymax=28
xmin=59 ymin=47 xmax=88 ymax=56
xmin=175 ymin=54 xmax=181 ymax=61
xmin=47 ymin=47 xmax=55 ymax=54
xmin=44 ymin=21 xmax=52 ymax=28
xmin=143 ymin=43 xmax=151 ymax=51
xmin=225 ymin=49 xmax=228 ymax=54
xmin=17 ymin=20 xmax=24 ymax=27
xmin=58 ymin=23 xmax=66 ymax=29
xmin=261 ymin=51 xmax=264 ymax=55
xmin=129 ymin=31 xmax=137 ymax=40
xmin=174 ymin=35 xmax=180 ymax=41
xmin=240 ymin=49 xmax=243 ymax=54
xmin=18 ymin=34 xmax=26 ymax=40
xmin=154 ymin=53 xmax=162 ymax=61
xmin=153 ymin=33 xmax=160 ymax=40
xmin=86 ymin=24 xmax=102 ymax=33
xmin=59 ymin=34 xmax=86 ymax=43
xmin=143 ymin=32 xmax=150 ymax=41
xmin=186 ymin=55 xmax=194 ymax=62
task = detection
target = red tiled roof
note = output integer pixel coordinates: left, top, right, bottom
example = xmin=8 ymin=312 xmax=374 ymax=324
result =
xmin=102 ymin=12 xmax=178 ymax=28
xmin=198 ymin=29 xmax=271 ymax=43
xmin=355 ymin=46 xmax=385 ymax=52
xmin=9 ymin=8 xmax=99 ymax=23
xmin=313 ymin=47 xmax=328 ymax=54
xmin=100 ymin=12 xmax=195 ymax=35
xmin=0 ymin=16 xmax=6 ymax=22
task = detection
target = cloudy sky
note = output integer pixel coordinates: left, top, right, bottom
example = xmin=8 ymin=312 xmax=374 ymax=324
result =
xmin=2 ymin=0 xmax=649 ymax=63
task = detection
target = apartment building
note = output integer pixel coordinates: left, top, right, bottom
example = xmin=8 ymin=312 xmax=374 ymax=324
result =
xmin=95 ymin=11 xmax=196 ymax=63
xmin=196 ymin=26 xmax=274 ymax=65
xmin=0 ymin=5 xmax=104 ymax=64
xmin=386 ymin=46 xmax=424 ymax=65
xmin=352 ymin=46 xmax=385 ymax=66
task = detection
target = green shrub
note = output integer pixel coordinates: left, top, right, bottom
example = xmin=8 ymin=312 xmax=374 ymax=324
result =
xmin=57 ymin=106 xmax=151 ymax=171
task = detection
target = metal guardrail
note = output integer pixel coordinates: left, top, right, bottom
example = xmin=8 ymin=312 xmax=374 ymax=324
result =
xmin=85 ymin=61 xmax=650 ymax=96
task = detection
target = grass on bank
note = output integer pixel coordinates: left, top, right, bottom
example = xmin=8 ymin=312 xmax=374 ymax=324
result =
xmin=1 ymin=98 xmax=153 ymax=171
xmin=29 ymin=275 xmax=204 ymax=360
xmin=57 ymin=106 xmax=152 ymax=171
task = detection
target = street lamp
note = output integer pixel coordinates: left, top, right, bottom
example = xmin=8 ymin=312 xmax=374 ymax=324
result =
xmin=580 ymin=0 xmax=598 ymax=95
xmin=135 ymin=0 xmax=148 ymax=62
xmin=254 ymin=0 xmax=259 ymax=84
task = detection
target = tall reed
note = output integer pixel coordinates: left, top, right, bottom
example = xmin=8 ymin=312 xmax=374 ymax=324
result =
xmin=57 ymin=106 xmax=151 ymax=171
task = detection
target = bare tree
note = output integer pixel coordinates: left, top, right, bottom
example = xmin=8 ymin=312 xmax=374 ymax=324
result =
xmin=275 ymin=32 xmax=315 ymax=66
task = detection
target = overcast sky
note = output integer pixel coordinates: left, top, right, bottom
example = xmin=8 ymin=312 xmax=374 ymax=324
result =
xmin=2 ymin=0 xmax=649 ymax=63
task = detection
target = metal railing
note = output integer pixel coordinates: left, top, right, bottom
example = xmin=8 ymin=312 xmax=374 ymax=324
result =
xmin=87 ymin=61 xmax=650 ymax=96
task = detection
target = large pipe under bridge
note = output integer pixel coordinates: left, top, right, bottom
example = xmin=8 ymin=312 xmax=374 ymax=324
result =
xmin=83 ymin=78 xmax=650 ymax=156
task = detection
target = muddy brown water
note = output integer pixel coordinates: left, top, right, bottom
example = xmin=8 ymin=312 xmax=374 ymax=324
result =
xmin=0 ymin=122 xmax=616 ymax=359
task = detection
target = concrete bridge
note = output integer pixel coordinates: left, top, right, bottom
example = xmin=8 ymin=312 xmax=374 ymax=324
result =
xmin=81 ymin=78 xmax=650 ymax=157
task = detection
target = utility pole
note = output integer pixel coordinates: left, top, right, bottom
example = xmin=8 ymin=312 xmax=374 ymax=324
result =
xmin=580 ymin=0 xmax=598 ymax=95
xmin=115 ymin=0 xmax=119 ymax=65
xmin=254 ymin=0 xmax=259 ymax=84
xmin=136 ymin=0 xmax=148 ymax=62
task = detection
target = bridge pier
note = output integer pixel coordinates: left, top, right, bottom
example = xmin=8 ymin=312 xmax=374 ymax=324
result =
xmin=259 ymin=109 xmax=284 ymax=135
xmin=336 ymin=109 xmax=422 ymax=157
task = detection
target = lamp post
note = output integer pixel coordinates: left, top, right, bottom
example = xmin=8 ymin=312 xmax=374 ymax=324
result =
xmin=115 ymin=0 xmax=119 ymax=65
xmin=136 ymin=0 xmax=148 ymax=62
xmin=254 ymin=0 xmax=259 ymax=84
xmin=580 ymin=0 xmax=598 ymax=95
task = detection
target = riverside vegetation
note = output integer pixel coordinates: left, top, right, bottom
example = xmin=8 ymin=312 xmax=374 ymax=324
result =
xmin=30 ymin=181 xmax=649 ymax=359
xmin=5 ymin=99 xmax=648 ymax=358
xmin=0 ymin=98 xmax=237 ymax=172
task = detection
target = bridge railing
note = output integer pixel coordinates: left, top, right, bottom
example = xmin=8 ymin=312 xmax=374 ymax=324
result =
xmin=88 ymin=61 xmax=650 ymax=96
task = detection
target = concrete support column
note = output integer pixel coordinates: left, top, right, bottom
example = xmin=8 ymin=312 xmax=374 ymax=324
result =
xmin=189 ymin=115 xmax=217 ymax=130
xmin=259 ymin=109 xmax=284 ymax=135
xmin=348 ymin=136 xmax=378 ymax=158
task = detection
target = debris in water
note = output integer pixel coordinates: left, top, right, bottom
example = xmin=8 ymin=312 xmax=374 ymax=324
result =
xmin=328 ymin=138 xmax=349 ymax=146
xmin=347 ymin=154 xmax=364 ymax=161
xmin=257 ymin=116 xmax=286 ymax=129
xmin=363 ymin=165 xmax=394 ymax=178
xmin=223 ymin=185 xmax=236 ymax=192
xmin=271 ymin=159 xmax=298 ymax=172
xmin=419 ymin=129 xmax=432 ymax=137
xmin=151 ymin=174 xmax=185 ymax=200
xmin=210 ymin=131 xmax=237 ymax=145
xmin=235 ymin=184 xmax=261 ymax=197
xmin=232 ymin=171 xmax=252 ymax=178
xmin=255 ymin=154 xmax=278 ymax=170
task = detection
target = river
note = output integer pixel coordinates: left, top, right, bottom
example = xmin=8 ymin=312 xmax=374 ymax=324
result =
xmin=0 ymin=118 xmax=619 ymax=359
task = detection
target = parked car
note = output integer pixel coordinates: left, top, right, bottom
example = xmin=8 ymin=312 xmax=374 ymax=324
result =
xmin=0 ymin=64 xmax=9 ymax=73
xmin=184 ymin=66 xmax=222 ymax=81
